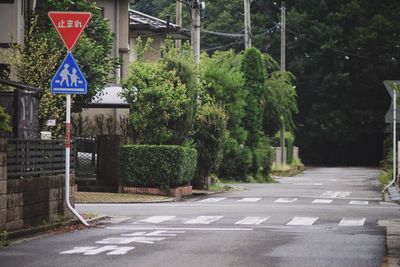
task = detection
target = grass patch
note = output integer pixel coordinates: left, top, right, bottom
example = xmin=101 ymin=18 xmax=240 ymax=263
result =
xmin=379 ymin=169 xmax=392 ymax=187
xmin=272 ymin=162 xmax=305 ymax=177
xmin=0 ymin=231 xmax=9 ymax=248
xmin=82 ymin=212 xmax=100 ymax=220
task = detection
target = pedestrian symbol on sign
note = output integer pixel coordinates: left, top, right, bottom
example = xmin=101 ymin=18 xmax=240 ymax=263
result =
xmin=51 ymin=52 xmax=87 ymax=94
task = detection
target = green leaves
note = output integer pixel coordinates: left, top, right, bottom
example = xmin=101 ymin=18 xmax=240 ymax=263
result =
xmin=120 ymin=145 xmax=197 ymax=187
xmin=0 ymin=106 xmax=11 ymax=133
xmin=121 ymin=62 xmax=191 ymax=145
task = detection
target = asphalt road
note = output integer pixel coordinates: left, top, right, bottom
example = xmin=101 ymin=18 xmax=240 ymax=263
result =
xmin=0 ymin=167 xmax=399 ymax=267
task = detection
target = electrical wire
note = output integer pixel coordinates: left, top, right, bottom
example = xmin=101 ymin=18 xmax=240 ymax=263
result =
xmin=204 ymin=40 xmax=244 ymax=52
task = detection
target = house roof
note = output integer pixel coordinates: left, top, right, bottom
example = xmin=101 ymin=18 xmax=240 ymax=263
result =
xmin=0 ymin=78 xmax=42 ymax=93
xmin=129 ymin=9 xmax=190 ymax=38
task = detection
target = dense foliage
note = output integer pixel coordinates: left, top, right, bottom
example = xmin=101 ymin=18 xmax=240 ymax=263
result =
xmin=1 ymin=0 xmax=116 ymax=135
xmin=0 ymin=106 xmax=11 ymax=133
xmin=121 ymin=44 xmax=198 ymax=145
xmin=121 ymin=145 xmax=197 ymax=187
xmin=136 ymin=0 xmax=399 ymax=165
xmin=193 ymin=103 xmax=228 ymax=188
xmin=121 ymin=62 xmax=190 ymax=144
xmin=241 ymin=48 xmax=265 ymax=148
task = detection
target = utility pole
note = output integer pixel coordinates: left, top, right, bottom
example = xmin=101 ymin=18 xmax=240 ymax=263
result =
xmin=176 ymin=0 xmax=182 ymax=49
xmin=279 ymin=2 xmax=286 ymax=166
xmin=280 ymin=2 xmax=286 ymax=72
xmin=191 ymin=0 xmax=201 ymax=66
xmin=244 ymin=0 xmax=251 ymax=48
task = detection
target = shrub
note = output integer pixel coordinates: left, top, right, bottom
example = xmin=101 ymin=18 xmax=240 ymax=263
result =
xmin=286 ymin=132 xmax=295 ymax=164
xmin=121 ymin=62 xmax=191 ymax=145
xmin=254 ymin=136 xmax=274 ymax=176
xmin=219 ymin=138 xmax=252 ymax=181
xmin=0 ymin=106 xmax=11 ymax=133
xmin=120 ymin=145 xmax=197 ymax=188
xmin=193 ymin=103 xmax=228 ymax=188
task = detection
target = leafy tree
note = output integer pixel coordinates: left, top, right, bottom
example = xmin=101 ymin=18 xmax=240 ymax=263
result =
xmin=202 ymin=50 xmax=247 ymax=142
xmin=193 ymin=103 xmax=228 ymax=188
xmin=1 ymin=0 xmax=116 ymax=135
xmin=35 ymin=0 xmax=117 ymax=112
xmin=121 ymin=61 xmax=190 ymax=145
xmin=263 ymin=71 xmax=298 ymax=136
xmin=162 ymin=42 xmax=198 ymax=144
xmin=145 ymin=0 xmax=400 ymax=165
xmin=241 ymin=47 xmax=265 ymax=148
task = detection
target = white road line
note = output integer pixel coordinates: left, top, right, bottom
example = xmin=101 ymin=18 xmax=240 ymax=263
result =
xmin=60 ymin=246 xmax=97 ymax=254
xmin=96 ymin=237 xmax=165 ymax=244
xmin=286 ymin=217 xmax=319 ymax=226
xmin=312 ymin=199 xmax=333 ymax=204
xmin=321 ymin=191 xmax=351 ymax=198
xmin=60 ymin=246 xmax=135 ymax=256
xmin=138 ymin=216 xmax=176 ymax=224
xmin=339 ymin=218 xmax=366 ymax=226
xmin=293 ymin=183 xmax=323 ymax=186
xmin=349 ymin=201 xmax=369 ymax=205
xmin=235 ymin=216 xmax=269 ymax=225
xmin=122 ymin=230 xmax=185 ymax=237
xmin=198 ymin=198 xmax=226 ymax=203
xmin=238 ymin=198 xmax=262 ymax=202
xmin=184 ymin=216 xmax=223 ymax=224
xmin=106 ymin=226 xmax=253 ymax=231
xmin=274 ymin=198 xmax=298 ymax=203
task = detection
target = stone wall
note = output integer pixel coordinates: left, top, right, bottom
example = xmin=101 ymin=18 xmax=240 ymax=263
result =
xmin=0 ymin=139 xmax=74 ymax=232
xmin=123 ymin=185 xmax=192 ymax=199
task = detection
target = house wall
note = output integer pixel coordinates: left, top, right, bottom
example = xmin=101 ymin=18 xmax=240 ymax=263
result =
xmin=90 ymin=0 xmax=132 ymax=82
xmin=77 ymin=107 xmax=129 ymax=136
xmin=0 ymin=1 xmax=24 ymax=46
xmin=129 ymin=34 xmax=166 ymax=62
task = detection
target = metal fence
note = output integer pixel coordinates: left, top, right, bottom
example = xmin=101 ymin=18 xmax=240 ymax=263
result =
xmin=74 ymin=137 xmax=97 ymax=178
xmin=6 ymin=139 xmax=70 ymax=178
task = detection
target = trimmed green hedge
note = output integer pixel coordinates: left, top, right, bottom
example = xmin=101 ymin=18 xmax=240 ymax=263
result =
xmin=120 ymin=145 xmax=197 ymax=188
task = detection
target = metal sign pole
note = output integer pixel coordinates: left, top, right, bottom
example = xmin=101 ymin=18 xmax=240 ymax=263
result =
xmin=65 ymin=94 xmax=89 ymax=226
xmin=383 ymin=85 xmax=397 ymax=192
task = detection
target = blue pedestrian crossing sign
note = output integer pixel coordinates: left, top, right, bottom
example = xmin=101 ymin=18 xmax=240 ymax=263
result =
xmin=51 ymin=52 xmax=87 ymax=94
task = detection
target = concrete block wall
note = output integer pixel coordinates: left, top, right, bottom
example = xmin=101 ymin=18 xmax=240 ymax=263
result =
xmin=0 ymin=139 xmax=74 ymax=232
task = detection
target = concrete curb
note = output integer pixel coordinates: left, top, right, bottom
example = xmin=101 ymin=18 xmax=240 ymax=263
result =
xmin=75 ymin=198 xmax=176 ymax=204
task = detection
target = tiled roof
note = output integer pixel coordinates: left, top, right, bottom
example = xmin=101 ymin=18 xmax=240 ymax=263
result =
xmin=129 ymin=9 xmax=180 ymax=32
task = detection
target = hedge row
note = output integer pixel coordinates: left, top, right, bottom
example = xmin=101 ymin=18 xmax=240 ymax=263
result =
xmin=120 ymin=145 xmax=197 ymax=188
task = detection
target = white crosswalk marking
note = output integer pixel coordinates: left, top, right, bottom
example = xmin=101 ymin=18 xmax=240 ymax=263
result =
xmin=198 ymin=197 xmax=226 ymax=202
xmin=339 ymin=218 xmax=366 ymax=226
xmin=60 ymin=246 xmax=135 ymax=255
xmin=274 ymin=198 xmax=298 ymax=203
xmin=122 ymin=230 xmax=185 ymax=237
xmin=349 ymin=201 xmax=369 ymax=205
xmin=286 ymin=217 xmax=319 ymax=226
xmin=312 ymin=199 xmax=333 ymax=204
xmin=97 ymin=237 xmax=165 ymax=244
xmin=238 ymin=198 xmax=262 ymax=202
xmin=138 ymin=216 xmax=176 ymax=224
xmin=184 ymin=216 xmax=223 ymax=224
xmin=321 ymin=191 xmax=351 ymax=198
xmin=235 ymin=217 xmax=269 ymax=225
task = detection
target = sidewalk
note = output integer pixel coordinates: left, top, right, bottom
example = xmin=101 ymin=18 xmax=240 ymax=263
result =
xmin=75 ymin=186 xmax=232 ymax=204
xmin=381 ymin=186 xmax=400 ymax=266
xmin=74 ymin=192 xmax=175 ymax=203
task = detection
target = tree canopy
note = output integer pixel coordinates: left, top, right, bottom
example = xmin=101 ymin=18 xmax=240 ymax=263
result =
xmin=1 ymin=0 xmax=116 ymax=135
xmin=136 ymin=0 xmax=400 ymax=165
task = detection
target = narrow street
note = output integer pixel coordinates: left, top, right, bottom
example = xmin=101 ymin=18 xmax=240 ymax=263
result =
xmin=1 ymin=167 xmax=398 ymax=267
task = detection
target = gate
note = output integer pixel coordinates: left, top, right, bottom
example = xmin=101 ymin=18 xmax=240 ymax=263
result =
xmin=74 ymin=137 xmax=97 ymax=178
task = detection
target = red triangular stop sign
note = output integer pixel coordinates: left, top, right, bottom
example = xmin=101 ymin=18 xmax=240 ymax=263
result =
xmin=48 ymin=11 xmax=92 ymax=51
